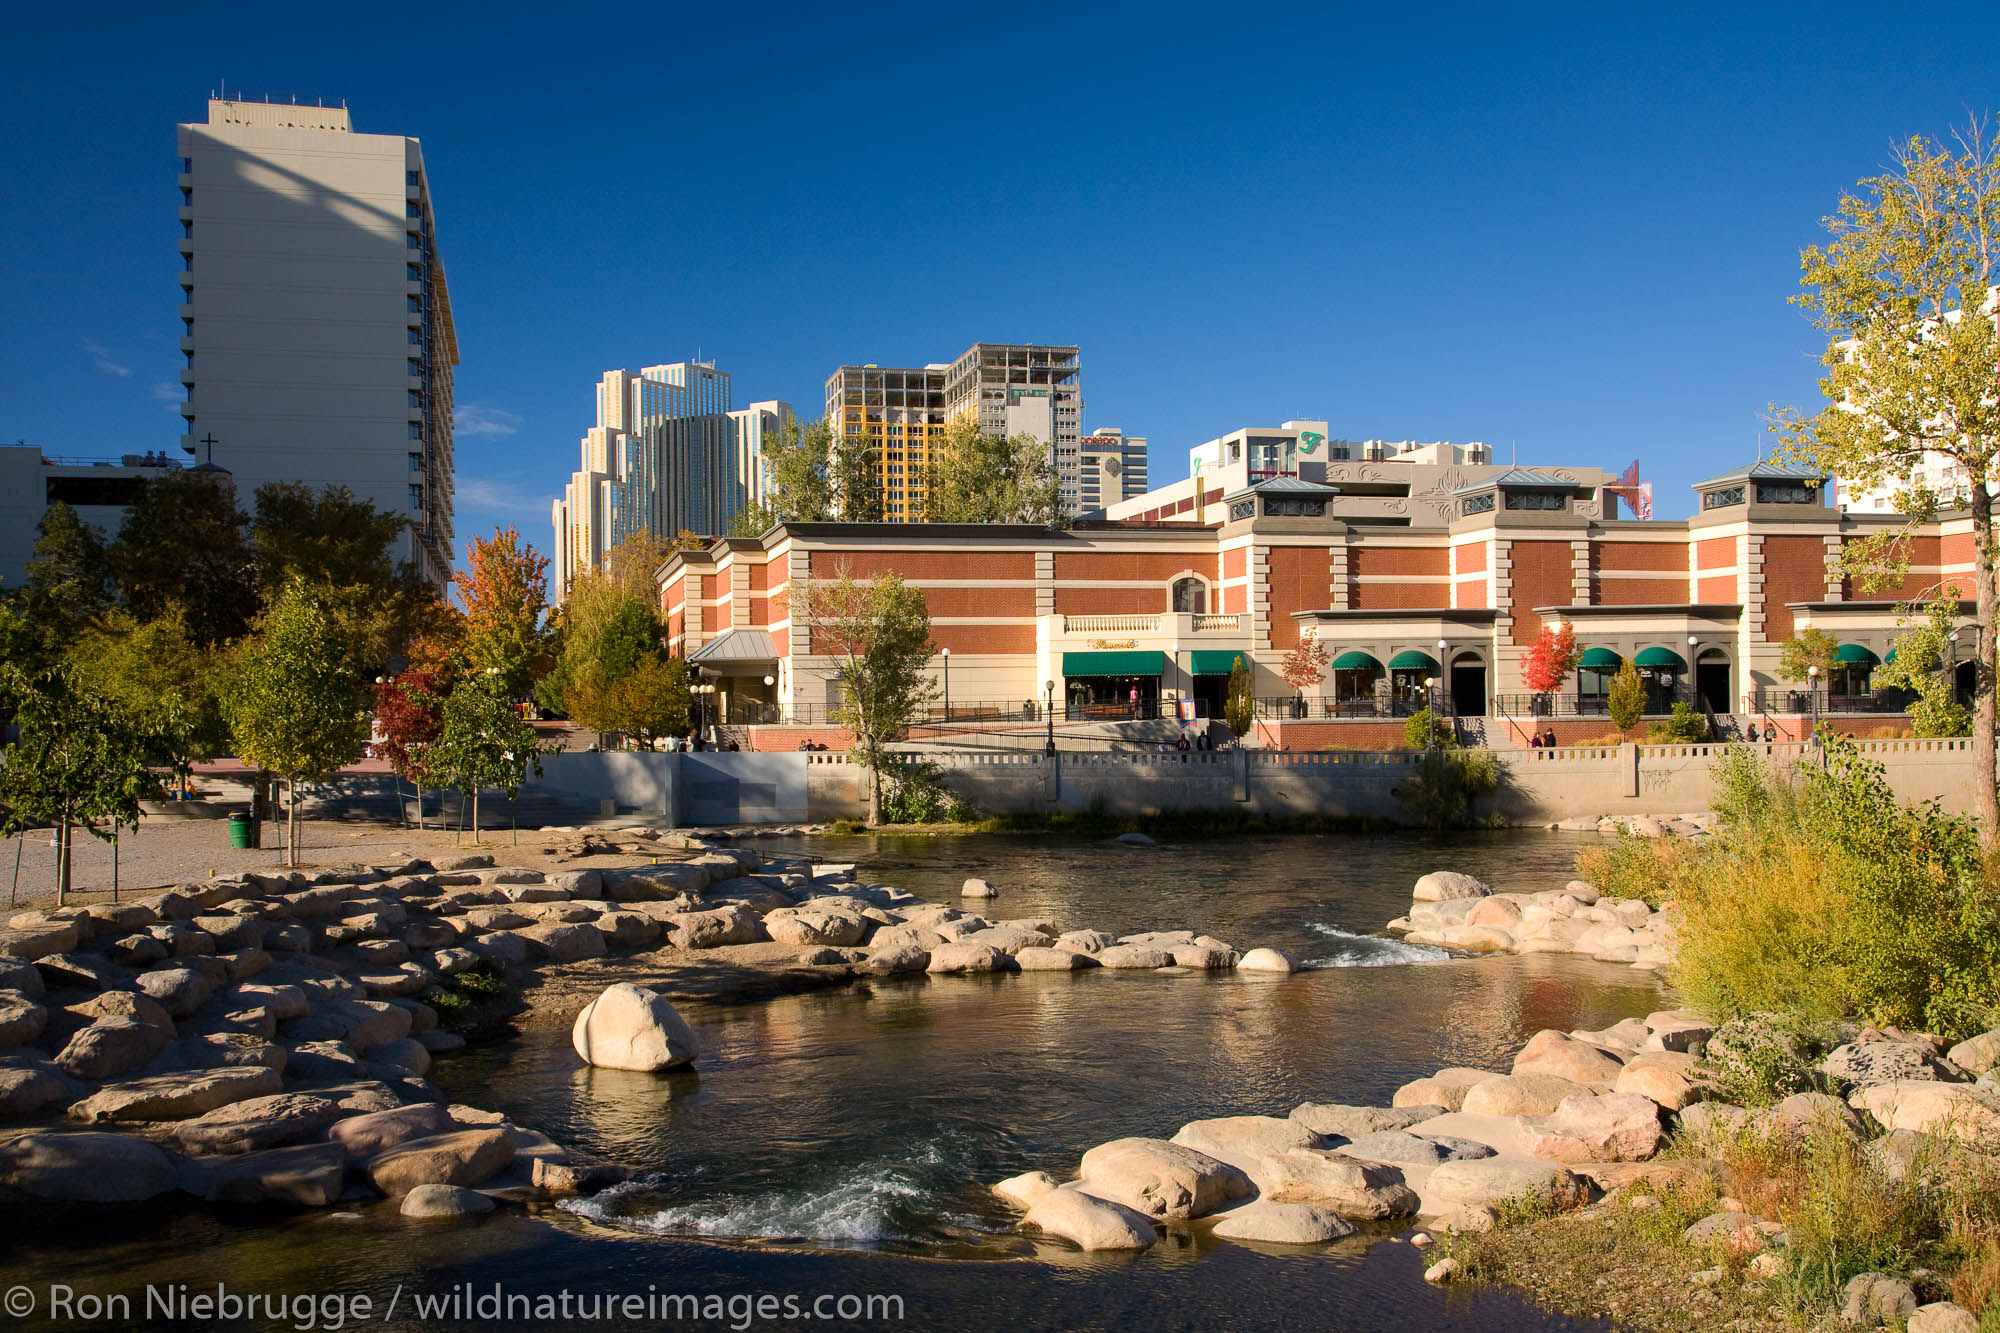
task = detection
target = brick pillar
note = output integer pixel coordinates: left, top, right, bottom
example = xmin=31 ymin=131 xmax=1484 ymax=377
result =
xmin=787 ymin=551 xmax=811 ymax=658
xmin=1571 ymin=539 xmax=1592 ymax=607
xmin=1822 ymin=533 xmax=1844 ymax=600
xmin=1035 ymin=551 xmax=1055 ymax=617
xmin=1250 ymin=545 xmax=1271 ymax=649
xmin=1492 ymin=540 xmax=1515 ymax=690
xmin=732 ymin=561 xmax=751 ymax=628
xmin=1330 ymin=538 xmax=1351 ymax=610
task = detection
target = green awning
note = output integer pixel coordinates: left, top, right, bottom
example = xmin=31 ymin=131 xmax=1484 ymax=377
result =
xmin=1387 ymin=650 xmax=1439 ymax=672
xmin=1633 ymin=646 xmax=1687 ymax=669
xmin=1330 ymin=650 xmax=1383 ymax=671
xmin=1062 ymin=650 xmax=1168 ymax=678
xmin=1188 ymin=650 xmax=1250 ymax=676
xmin=1884 ymin=647 xmax=1898 ymax=664
xmin=1833 ymin=643 xmax=1880 ymax=666
xmin=1578 ymin=647 xmax=1623 ymax=669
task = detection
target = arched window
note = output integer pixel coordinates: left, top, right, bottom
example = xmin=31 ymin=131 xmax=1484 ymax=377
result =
xmin=1170 ymin=576 xmax=1208 ymax=613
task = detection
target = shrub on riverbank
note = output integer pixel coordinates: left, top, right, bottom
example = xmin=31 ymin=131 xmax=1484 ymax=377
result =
xmin=1572 ymin=833 xmax=1703 ymax=908
xmin=1660 ymin=741 xmax=2000 ymax=1039
xmin=1396 ymin=747 xmax=1501 ymax=828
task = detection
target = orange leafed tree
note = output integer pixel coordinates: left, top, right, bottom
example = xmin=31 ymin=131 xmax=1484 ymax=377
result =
xmin=1521 ymin=621 xmax=1581 ymax=696
xmin=454 ymin=527 xmax=549 ymax=694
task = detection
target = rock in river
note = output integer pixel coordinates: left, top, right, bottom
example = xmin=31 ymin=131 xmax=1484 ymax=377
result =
xmin=1022 ymin=1186 xmax=1157 ymax=1250
xmin=571 ymin=983 xmax=697 ymax=1073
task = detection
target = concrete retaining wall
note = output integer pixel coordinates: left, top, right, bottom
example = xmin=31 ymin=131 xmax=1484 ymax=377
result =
xmin=525 ymin=738 xmax=1981 ymax=826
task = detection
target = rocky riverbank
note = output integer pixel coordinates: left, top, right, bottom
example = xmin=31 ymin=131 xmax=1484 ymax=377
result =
xmin=0 ymin=826 xmax=1308 ymax=1224
xmin=1387 ymin=870 xmax=1673 ymax=970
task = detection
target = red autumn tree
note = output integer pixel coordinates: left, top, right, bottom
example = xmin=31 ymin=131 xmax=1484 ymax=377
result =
xmin=454 ymin=527 xmax=549 ymax=695
xmin=1521 ymin=621 xmax=1582 ymax=696
xmin=1279 ymin=630 xmax=1331 ymax=695
xmin=374 ymin=667 xmax=447 ymax=825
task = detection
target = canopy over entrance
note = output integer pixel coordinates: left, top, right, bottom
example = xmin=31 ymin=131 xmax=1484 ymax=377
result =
xmin=1578 ymin=647 xmax=1623 ymax=668
xmin=1331 ymin=650 xmax=1383 ymax=670
xmin=1061 ymin=650 xmax=1168 ymax=677
xmin=1188 ymin=650 xmax=1249 ymax=676
xmin=1834 ymin=643 xmax=1880 ymax=666
xmin=1386 ymin=650 xmax=1439 ymax=672
xmin=1633 ymin=646 xmax=1687 ymax=669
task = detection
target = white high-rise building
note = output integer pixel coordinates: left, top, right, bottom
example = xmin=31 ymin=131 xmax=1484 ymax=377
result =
xmin=176 ymin=98 xmax=458 ymax=586
xmin=550 ymin=363 xmax=788 ymax=601
xmin=1078 ymin=427 xmax=1148 ymax=512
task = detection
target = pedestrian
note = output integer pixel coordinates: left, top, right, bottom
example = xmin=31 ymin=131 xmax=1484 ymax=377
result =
xmin=1530 ymin=733 xmax=1544 ymax=749
xmin=1128 ymin=685 xmax=1140 ymax=718
xmin=1745 ymin=723 xmax=1760 ymax=743
xmin=1176 ymin=733 xmax=1190 ymax=752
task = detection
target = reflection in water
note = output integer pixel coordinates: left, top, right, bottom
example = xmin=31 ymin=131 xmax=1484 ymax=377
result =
xmin=0 ymin=831 xmax=1638 ymax=1332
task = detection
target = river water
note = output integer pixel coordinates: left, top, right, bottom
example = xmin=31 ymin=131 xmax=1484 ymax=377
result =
xmin=0 ymin=830 xmax=1660 ymax=1331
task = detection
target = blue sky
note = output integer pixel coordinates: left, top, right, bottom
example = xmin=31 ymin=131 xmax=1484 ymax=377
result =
xmin=5 ymin=2 xmax=2000 ymax=546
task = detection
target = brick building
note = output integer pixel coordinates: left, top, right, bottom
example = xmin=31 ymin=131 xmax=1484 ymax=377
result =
xmin=656 ymin=454 xmax=1980 ymax=748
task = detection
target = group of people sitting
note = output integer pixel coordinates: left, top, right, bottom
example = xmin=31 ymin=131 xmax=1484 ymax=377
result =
xmin=794 ymin=740 xmax=832 ymax=751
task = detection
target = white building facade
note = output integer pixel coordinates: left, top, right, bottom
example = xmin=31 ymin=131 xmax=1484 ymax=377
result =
xmin=176 ymin=98 xmax=458 ymax=587
xmin=1078 ymin=427 xmax=1148 ymax=512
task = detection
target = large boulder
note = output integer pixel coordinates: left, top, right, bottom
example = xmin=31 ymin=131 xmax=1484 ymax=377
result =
xmin=1253 ymin=1150 xmax=1419 ymax=1218
xmin=132 ymin=967 xmax=214 ymax=1019
xmin=1511 ymin=1030 xmax=1625 ymax=1089
xmin=1289 ymin=1103 xmax=1444 ymax=1138
xmin=1169 ymin=1115 xmax=1325 ymax=1181
xmin=1517 ymin=1093 xmax=1665 ymax=1162
xmin=68 ymin=1066 xmax=283 ymax=1122
xmin=174 ymin=1093 xmax=343 ymax=1155
xmin=1421 ymin=1158 xmax=1592 ymax=1216
xmin=1768 ymin=1091 xmax=1868 ymax=1145
xmin=0 ymin=1130 xmax=180 ymax=1201
xmin=183 ymin=1141 xmax=346 ymax=1207
xmin=367 ymin=1128 xmax=516 ymax=1195
xmin=1614 ymin=1052 xmax=1704 ymax=1110
xmin=1236 ymin=948 xmax=1299 ymax=974
xmin=1021 ymin=1187 xmax=1156 ymax=1251
xmin=329 ymin=1103 xmax=456 ymax=1160
xmin=1014 ymin=947 xmax=1092 ymax=972
xmin=993 ymin=1170 xmax=1059 ymax=1209
xmin=0 ymin=1062 xmax=76 ymax=1119
xmin=1209 ymin=1199 xmax=1355 ymax=1244
xmin=1412 ymin=872 xmax=1489 ymax=902
xmin=0 ymin=991 xmax=46 ymax=1048
xmin=1461 ymin=1074 xmax=1593 ymax=1118
xmin=401 ymin=1183 xmax=497 ymax=1218
xmin=663 ymin=906 xmax=767 ymax=950
xmin=571 ymin=983 xmax=697 ymax=1072
xmin=925 ymin=942 xmax=1014 ymax=975
xmin=518 ymin=922 xmax=607 ymax=962
xmin=1094 ymin=945 xmax=1174 ymax=970
xmin=1909 ymin=1303 xmax=1981 ymax=1333
xmin=1823 ymin=1040 xmax=1966 ymax=1090
xmin=56 ymin=1017 xmax=173 ymax=1081
xmin=763 ymin=911 xmax=867 ymax=948
xmin=1393 ymin=1068 xmax=1501 ymax=1111
xmin=1946 ymin=1030 xmax=2000 ymax=1078
xmin=1337 ymin=1129 xmax=1493 ymax=1168
xmin=1850 ymin=1081 xmax=2000 ymax=1153
xmin=1077 ymin=1137 xmax=1253 ymax=1220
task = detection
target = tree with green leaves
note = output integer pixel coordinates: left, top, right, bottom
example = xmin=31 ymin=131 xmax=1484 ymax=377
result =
xmin=227 ymin=578 xmax=368 ymax=865
xmin=922 ymin=417 xmax=1063 ymax=524
xmin=455 ymin=527 xmax=549 ymax=696
xmin=373 ymin=667 xmax=449 ymax=826
xmin=17 ymin=502 xmax=113 ymax=651
xmin=733 ymin=416 xmax=879 ymax=529
xmin=1880 ymin=600 xmax=1974 ymax=737
xmin=1777 ymin=626 xmax=1839 ymax=684
xmin=1606 ymin=659 xmax=1647 ymax=731
xmin=110 ymin=470 xmax=256 ymax=646
xmin=251 ymin=481 xmax=446 ymax=670
xmin=66 ymin=605 xmax=228 ymax=786
xmin=788 ymin=566 xmax=936 ymax=823
xmin=1223 ymin=654 xmax=1255 ymax=740
xmin=1774 ymin=115 xmax=2000 ymax=832
xmin=430 ymin=669 xmax=543 ymax=841
xmin=0 ymin=663 xmax=163 ymax=905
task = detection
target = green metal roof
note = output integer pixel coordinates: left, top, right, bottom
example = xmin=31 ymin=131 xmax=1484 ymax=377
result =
xmin=1833 ymin=643 xmax=1880 ymax=666
xmin=1578 ymin=647 xmax=1624 ymax=669
xmin=1387 ymin=650 xmax=1439 ymax=672
xmin=1061 ymin=650 xmax=1168 ymax=678
xmin=1330 ymin=650 xmax=1383 ymax=671
xmin=1188 ymin=650 xmax=1250 ymax=676
xmin=1632 ymin=646 xmax=1687 ymax=669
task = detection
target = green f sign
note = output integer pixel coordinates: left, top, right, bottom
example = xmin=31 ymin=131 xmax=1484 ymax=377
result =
xmin=1298 ymin=431 xmax=1325 ymax=455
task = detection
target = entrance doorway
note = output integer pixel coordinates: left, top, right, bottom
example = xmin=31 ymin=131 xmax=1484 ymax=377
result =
xmin=1695 ymin=652 xmax=1732 ymax=714
xmin=1449 ymin=654 xmax=1487 ymax=716
xmin=1065 ymin=675 xmax=1160 ymax=719
xmin=1190 ymin=675 xmax=1228 ymax=718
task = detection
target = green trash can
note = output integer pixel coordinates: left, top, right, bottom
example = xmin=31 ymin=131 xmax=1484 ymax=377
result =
xmin=227 ymin=813 xmax=254 ymax=850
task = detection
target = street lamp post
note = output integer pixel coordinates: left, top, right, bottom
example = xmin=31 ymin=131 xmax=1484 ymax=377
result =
xmin=1435 ymin=638 xmax=1449 ymax=730
xmin=1044 ymin=680 xmax=1056 ymax=756
xmin=1687 ymin=636 xmax=1700 ymax=709
xmin=941 ymin=647 xmax=951 ymax=724
xmin=1426 ymin=675 xmax=1440 ymax=751
xmin=1807 ymin=664 xmax=1822 ymax=762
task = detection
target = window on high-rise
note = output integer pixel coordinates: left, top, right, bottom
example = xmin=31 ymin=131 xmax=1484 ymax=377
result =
xmin=406 ymin=170 xmax=421 ymax=187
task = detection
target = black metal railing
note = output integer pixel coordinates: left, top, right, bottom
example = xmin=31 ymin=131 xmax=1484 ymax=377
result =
xmin=1748 ymin=687 xmax=1903 ymax=715
xmin=1251 ymin=695 xmax=1428 ymax=719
